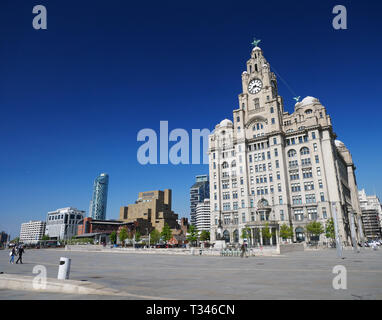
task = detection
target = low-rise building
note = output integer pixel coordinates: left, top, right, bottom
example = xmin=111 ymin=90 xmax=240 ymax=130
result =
xmin=119 ymin=189 xmax=180 ymax=233
xmin=76 ymin=217 xmax=136 ymax=244
xmin=19 ymin=221 xmax=46 ymax=244
xmin=45 ymin=207 xmax=85 ymax=240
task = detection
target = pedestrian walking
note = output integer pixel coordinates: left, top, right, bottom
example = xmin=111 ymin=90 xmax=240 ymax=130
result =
xmin=9 ymin=247 xmax=16 ymax=264
xmin=16 ymin=246 xmax=24 ymax=264
xmin=240 ymin=243 xmax=248 ymax=258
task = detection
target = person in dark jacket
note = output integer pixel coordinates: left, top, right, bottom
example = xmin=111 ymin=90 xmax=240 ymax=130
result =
xmin=16 ymin=246 xmax=24 ymax=264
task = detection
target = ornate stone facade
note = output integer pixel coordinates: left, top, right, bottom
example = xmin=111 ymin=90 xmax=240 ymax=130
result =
xmin=208 ymin=46 xmax=363 ymax=246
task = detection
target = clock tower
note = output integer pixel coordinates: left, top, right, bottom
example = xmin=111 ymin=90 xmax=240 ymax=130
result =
xmin=233 ymin=45 xmax=284 ymax=141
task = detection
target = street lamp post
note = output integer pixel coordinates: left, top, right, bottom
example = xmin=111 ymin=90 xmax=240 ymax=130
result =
xmin=349 ymin=210 xmax=360 ymax=253
xmin=332 ymin=203 xmax=343 ymax=259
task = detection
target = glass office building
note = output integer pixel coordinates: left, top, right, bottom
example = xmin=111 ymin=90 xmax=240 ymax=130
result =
xmin=89 ymin=173 xmax=109 ymax=220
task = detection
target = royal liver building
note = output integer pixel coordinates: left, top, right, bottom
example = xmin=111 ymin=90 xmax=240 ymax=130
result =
xmin=208 ymin=44 xmax=364 ymax=247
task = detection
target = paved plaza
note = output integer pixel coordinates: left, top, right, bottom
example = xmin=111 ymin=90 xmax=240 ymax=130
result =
xmin=0 ymin=248 xmax=381 ymax=300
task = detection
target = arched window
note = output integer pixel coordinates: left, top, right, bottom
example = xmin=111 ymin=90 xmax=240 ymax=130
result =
xmin=223 ymin=230 xmax=230 ymax=243
xmin=305 ymin=109 xmax=313 ymax=115
xmin=295 ymin=227 xmax=305 ymax=243
xmin=288 ymin=149 xmax=297 ymax=158
xmin=253 ymin=123 xmax=264 ymax=131
xmin=300 ymin=147 xmax=310 ymax=156
xmin=231 ymin=160 xmax=236 ymax=168
xmin=233 ymin=230 xmax=239 ymax=243
xmin=222 ymin=162 xmax=229 ymax=169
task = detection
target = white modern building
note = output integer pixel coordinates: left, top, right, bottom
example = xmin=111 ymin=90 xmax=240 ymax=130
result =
xmin=45 ymin=207 xmax=85 ymax=240
xmin=195 ymin=199 xmax=211 ymax=232
xmin=19 ymin=220 xmax=46 ymax=244
xmin=358 ymin=189 xmax=382 ymax=239
xmin=208 ymin=44 xmax=363 ymax=247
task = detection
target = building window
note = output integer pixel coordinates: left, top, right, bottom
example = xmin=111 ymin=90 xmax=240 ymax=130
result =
xmin=279 ymin=196 xmax=283 ymax=205
xmin=312 ymin=132 xmax=316 ymax=140
xmin=318 ymin=180 xmax=323 ymax=189
xmin=273 ymin=137 xmax=277 ymax=145
xmin=315 ymin=155 xmax=319 ymax=164
xmin=317 ymin=167 xmax=321 ymax=176
xmin=304 ymin=181 xmax=315 ymax=191
xmin=288 ymin=149 xmax=297 ymax=158
xmin=270 ymin=107 xmax=274 ymax=113
xmin=291 ymin=183 xmax=301 ymax=192
xmin=292 ymin=195 xmax=303 ymax=205
xmin=223 ymin=203 xmax=232 ymax=211
xmin=300 ymin=147 xmax=310 ymax=155
xmin=313 ymin=143 xmax=318 ymax=152
xmin=274 ymin=148 xmax=278 ymax=157
xmin=242 ymin=213 xmax=246 ymax=223
xmin=294 ymin=209 xmax=304 ymax=221
xmin=308 ymin=208 xmax=318 ymax=221
xmin=276 ymin=160 xmax=279 ymax=168
xmin=254 ymin=98 xmax=260 ymax=110
xmin=280 ymin=210 xmax=284 ymax=221
xmin=305 ymin=194 xmax=316 ymax=204
xmin=320 ymin=192 xmax=325 ymax=202
xmin=271 ymin=118 xmax=275 ymax=124
xmin=290 ymin=171 xmax=299 ymax=180
xmin=302 ymin=168 xmax=313 ymax=179
xmin=322 ymin=208 xmax=327 ymax=219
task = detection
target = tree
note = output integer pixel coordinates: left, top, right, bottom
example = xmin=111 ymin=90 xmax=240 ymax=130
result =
xmin=110 ymin=231 xmax=117 ymax=244
xmin=262 ymin=223 xmax=273 ymax=245
xmin=187 ymin=225 xmax=198 ymax=246
xmin=135 ymin=230 xmax=141 ymax=242
xmin=41 ymin=235 xmax=50 ymax=241
xmin=119 ymin=228 xmax=128 ymax=246
xmin=150 ymin=229 xmax=161 ymax=245
xmin=200 ymin=230 xmax=210 ymax=242
xmin=325 ymin=218 xmax=336 ymax=245
xmin=279 ymin=224 xmax=294 ymax=242
xmin=11 ymin=237 xmax=19 ymax=243
xmin=160 ymin=223 xmax=172 ymax=243
xmin=240 ymin=227 xmax=252 ymax=246
xmin=306 ymin=221 xmax=325 ymax=244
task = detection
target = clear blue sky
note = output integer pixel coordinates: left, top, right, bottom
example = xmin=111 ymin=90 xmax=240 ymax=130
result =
xmin=1 ymin=0 xmax=381 ymax=238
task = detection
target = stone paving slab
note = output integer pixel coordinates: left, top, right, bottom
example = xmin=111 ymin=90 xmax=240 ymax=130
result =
xmin=0 ymin=248 xmax=381 ymax=300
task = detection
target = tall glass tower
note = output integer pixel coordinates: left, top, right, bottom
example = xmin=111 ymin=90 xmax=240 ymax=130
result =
xmin=89 ymin=173 xmax=109 ymax=220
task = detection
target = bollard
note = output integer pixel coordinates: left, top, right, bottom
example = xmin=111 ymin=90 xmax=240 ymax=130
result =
xmin=57 ymin=257 xmax=71 ymax=280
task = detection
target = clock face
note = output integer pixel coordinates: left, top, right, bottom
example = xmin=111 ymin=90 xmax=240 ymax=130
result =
xmin=248 ymin=79 xmax=263 ymax=94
